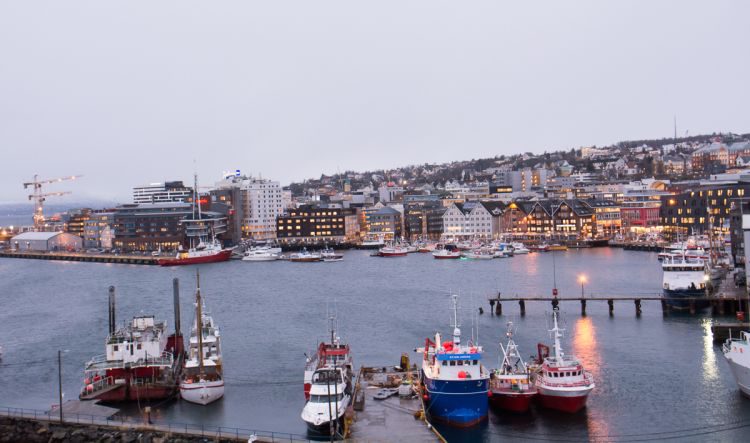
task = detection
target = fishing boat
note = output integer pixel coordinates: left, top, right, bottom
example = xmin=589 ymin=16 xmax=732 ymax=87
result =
xmin=360 ymin=234 xmax=385 ymax=249
xmin=534 ymin=309 xmax=595 ymax=413
xmin=320 ymin=247 xmax=344 ymax=262
xmin=289 ymin=248 xmax=322 ymax=262
xmin=79 ymin=289 xmax=184 ymax=402
xmin=300 ymin=365 xmax=352 ymax=435
xmin=722 ymin=330 xmax=750 ymax=397
xmin=489 ymin=322 xmax=536 ymax=413
xmin=529 ymin=243 xmax=550 ymax=253
xmin=303 ymin=316 xmax=353 ymax=400
xmin=158 ymin=175 xmax=232 ymax=266
xmin=417 ymin=295 xmax=490 ymax=427
xmin=661 ymin=253 xmax=711 ymax=311
xmin=433 ymin=247 xmax=462 ymax=259
xmin=378 ymin=243 xmax=409 ymax=257
xmin=180 ymin=272 xmax=224 ymax=405
xmin=511 ymin=243 xmax=530 ymax=254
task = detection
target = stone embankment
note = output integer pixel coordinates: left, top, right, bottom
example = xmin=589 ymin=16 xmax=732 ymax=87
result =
xmin=0 ymin=417 xmax=247 ymax=443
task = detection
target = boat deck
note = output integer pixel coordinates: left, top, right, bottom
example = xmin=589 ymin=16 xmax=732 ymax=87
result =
xmin=349 ymin=366 xmax=440 ymax=442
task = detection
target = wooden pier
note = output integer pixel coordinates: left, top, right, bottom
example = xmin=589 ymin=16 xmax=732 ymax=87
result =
xmin=486 ymin=293 xmax=749 ymax=317
xmin=0 ymin=251 xmax=158 ymax=265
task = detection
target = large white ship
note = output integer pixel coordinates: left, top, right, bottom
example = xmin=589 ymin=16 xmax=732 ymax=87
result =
xmin=661 ymin=253 xmax=711 ymax=311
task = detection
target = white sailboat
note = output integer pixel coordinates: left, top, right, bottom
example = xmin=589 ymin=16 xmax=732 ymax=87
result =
xmin=180 ymin=271 xmax=225 ymax=405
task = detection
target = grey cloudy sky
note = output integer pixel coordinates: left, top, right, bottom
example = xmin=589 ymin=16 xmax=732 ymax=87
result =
xmin=1 ymin=1 xmax=748 ymax=203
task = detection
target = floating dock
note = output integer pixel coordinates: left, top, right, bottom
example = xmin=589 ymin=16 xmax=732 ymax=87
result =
xmin=349 ymin=365 xmax=442 ymax=442
xmin=0 ymin=251 xmax=157 ymax=265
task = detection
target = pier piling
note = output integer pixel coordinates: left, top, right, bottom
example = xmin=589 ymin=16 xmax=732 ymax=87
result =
xmin=608 ymin=299 xmax=614 ymax=316
xmin=661 ymin=299 xmax=668 ymax=316
xmin=580 ymin=299 xmax=587 ymax=316
xmin=489 ymin=299 xmax=496 ymax=315
xmin=495 ymin=302 xmax=502 ymax=316
xmin=634 ymin=299 xmax=642 ymax=317
xmin=519 ymin=300 xmax=526 ymax=316
xmin=551 ymin=298 xmax=559 ymax=310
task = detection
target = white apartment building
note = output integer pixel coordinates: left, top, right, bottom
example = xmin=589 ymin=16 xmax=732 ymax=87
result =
xmin=132 ymin=181 xmax=193 ymax=204
xmin=214 ymin=174 xmax=283 ymax=240
xmin=442 ymin=201 xmax=502 ymax=239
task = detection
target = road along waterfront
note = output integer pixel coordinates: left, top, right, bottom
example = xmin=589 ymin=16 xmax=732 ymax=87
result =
xmin=1 ymin=248 xmax=750 ymax=442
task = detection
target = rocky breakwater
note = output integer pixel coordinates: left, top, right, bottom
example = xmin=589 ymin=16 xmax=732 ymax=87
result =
xmin=0 ymin=417 xmax=249 ymax=443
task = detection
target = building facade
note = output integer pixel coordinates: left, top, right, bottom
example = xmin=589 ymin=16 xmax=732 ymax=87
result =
xmin=276 ymin=205 xmax=359 ymax=244
xmin=83 ymin=211 xmax=115 ymax=249
xmin=112 ymin=203 xmax=193 ymax=252
xmin=214 ymin=175 xmax=283 ymax=240
xmin=660 ymin=183 xmax=750 ymax=235
xmin=133 ymin=181 xmax=193 ymax=204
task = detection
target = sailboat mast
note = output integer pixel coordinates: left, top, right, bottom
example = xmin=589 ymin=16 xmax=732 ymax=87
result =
xmin=196 ymin=270 xmax=205 ymax=377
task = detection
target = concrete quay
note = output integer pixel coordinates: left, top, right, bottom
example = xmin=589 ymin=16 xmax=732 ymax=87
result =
xmin=0 ymin=250 xmax=157 ymax=265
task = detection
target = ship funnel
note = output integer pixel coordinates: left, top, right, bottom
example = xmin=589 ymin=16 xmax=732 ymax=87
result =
xmin=173 ymin=278 xmax=181 ymax=336
xmin=108 ymin=286 xmax=116 ymax=335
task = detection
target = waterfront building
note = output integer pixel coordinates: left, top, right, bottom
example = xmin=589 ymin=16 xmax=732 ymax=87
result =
xmin=586 ymin=200 xmax=621 ymax=238
xmin=213 ymin=174 xmax=283 ymax=240
xmin=63 ymin=208 xmax=92 ymax=238
xmin=132 ymin=181 xmax=193 ymax=204
xmin=620 ymin=191 xmax=666 ymax=232
xmin=403 ymin=195 xmax=446 ymax=241
xmin=276 ymin=205 xmax=359 ymax=244
xmin=442 ymin=201 xmax=504 ymax=239
xmin=112 ymin=202 xmax=193 ymax=252
xmin=10 ymin=231 xmax=82 ymax=252
xmin=83 ymin=211 xmax=115 ymax=249
xmin=208 ymin=187 xmax=243 ymax=245
xmin=660 ymin=182 xmax=750 ymax=236
xmin=368 ymin=206 xmax=402 ymax=240
xmin=553 ymin=200 xmax=596 ymax=238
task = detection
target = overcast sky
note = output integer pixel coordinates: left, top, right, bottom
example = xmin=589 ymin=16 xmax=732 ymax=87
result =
xmin=1 ymin=1 xmax=748 ymax=203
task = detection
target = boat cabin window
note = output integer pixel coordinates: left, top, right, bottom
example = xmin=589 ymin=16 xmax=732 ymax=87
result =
xmin=113 ymin=345 xmax=118 ymax=351
xmin=312 ymin=371 xmax=341 ymax=384
xmin=472 ymin=360 xmax=478 ymax=366
xmin=137 ymin=344 xmax=142 ymax=350
xmin=442 ymin=361 xmax=447 ymax=366
xmin=310 ymin=393 xmax=344 ymax=403
xmin=457 ymin=360 xmax=463 ymax=366
xmin=449 ymin=361 xmax=456 ymax=366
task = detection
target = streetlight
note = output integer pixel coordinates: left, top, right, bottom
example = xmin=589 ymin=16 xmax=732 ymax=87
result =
xmin=57 ymin=349 xmax=69 ymax=423
xmin=579 ymin=274 xmax=587 ymax=298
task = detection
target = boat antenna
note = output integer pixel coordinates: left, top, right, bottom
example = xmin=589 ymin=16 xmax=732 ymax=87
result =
xmin=552 ymin=248 xmax=558 ymax=297
xmin=452 ymin=295 xmax=461 ymax=345
xmin=196 ymin=269 xmax=205 ymax=378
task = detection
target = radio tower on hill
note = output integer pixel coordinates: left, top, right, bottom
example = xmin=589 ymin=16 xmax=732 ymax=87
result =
xmin=23 ymin=174 xmax=82 ymax=231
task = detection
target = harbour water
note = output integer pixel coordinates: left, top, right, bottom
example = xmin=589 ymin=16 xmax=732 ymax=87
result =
xmin=1 ymin=248 xmax=750 ymax=441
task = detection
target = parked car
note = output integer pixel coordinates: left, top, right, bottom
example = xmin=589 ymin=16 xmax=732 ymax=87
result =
xmin=735 ymin=270 xmax=746 ymax=287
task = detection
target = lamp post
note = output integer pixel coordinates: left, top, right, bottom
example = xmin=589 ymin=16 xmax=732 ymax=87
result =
xmin=57 ymin=349 xmax=69 ymax=423
xmin=579 ymin=274 xmax=587 ymax=299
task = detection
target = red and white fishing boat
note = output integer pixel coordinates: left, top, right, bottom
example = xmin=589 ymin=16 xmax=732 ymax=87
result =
xmin=158 ymin=174 xmax=232 ymax=266
xmin=528 ymin=243 xmax=550 ymax=253
xmin=533 ymin=310 xmax=595 ymax=413
xmin=489 ymin=322 xmax=537 ymax=413
xmin=378 ymin=243 xmax=408 ymax=257
xmin=80 ymin=289 xmax=184 ymax=402
xmin=303 ymin=316 xmax=353 ymax=400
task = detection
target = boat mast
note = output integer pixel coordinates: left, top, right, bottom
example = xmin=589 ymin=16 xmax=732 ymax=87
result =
xmin=452 ymin=295 xmax=461 ymax=345
xmin=551 ymin=310 xmax=563 ymax=363
xmin=196 ymin=270 xmax=205 ymax=378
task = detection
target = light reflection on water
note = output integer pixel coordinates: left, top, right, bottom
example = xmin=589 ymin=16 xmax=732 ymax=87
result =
xmin=702 ymin=318 xmax=719 ymax=382
xmin=572 ymin=317 xmax=609 ymax=439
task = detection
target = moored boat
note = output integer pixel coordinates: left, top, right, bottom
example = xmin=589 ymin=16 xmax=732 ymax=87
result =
xmin=511 ymin=243 xmax=530 ymax=254
xmin=179 ymin=272 xmax=224 ymax=405
xmin=241 ymin=248 xmax=280 ymax=262
xmin=417 ymin=295 xmax=489 ymax=427
xmin=489 ymin=322 xmax=536 ymax=413
xmin=661 ymin=253 xmax=711 ymax=311
xmin=80 ymin=288 xmax=184 ymax=403
xmin=304 ymin=316 xmax=352 ymax=400
xmin=378 ymin=243 xmax=409 ymax=257
xmin=301 ymin=365 xmax=352 ymax=435
xmin=289 ymin=248 xmax=322 ymax=262
xmin=433 ymin=247 xmax=462 ymax=259
xmin=534 ymin=310 xmax=595 ymax=413
xmin=723 ymin=330 xmax=750 ymax=397
xmin=320 ymin=247 xmax=344 ymax=262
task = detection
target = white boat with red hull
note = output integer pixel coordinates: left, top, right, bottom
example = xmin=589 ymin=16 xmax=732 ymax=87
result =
xmin=303 ymin=316 xmax=352 ymax=401
xmin=80 ymin=287 xmax=184 ymax=403
xmin=533 ymin=310 xmax=594 ymax=413
xmin=489 ymin=322 xmax=537 ymax=413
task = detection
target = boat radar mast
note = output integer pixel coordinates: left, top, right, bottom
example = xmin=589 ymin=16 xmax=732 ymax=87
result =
xmin=550 ymin=310 xmax=565 ymax=363
xmin=452 ymin=295 xmax=461 ymax=345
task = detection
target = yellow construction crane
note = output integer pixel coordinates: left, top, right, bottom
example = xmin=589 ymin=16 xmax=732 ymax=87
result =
xmin=23 ymin=174 xmax=82 ymax=231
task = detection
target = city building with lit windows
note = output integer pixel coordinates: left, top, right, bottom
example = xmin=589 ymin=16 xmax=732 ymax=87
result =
xmin=276 ymin=205 xmax=359 ymax=244
xmin=660 ymin=183 xmax=750 ymax=235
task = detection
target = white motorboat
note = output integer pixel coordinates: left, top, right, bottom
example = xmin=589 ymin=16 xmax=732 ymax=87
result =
xmin=301 ymin=366 xmax=351 ymax=435
xmin=242 ymin=249 xmax=280 ymax=262
xmin=723 ymin=331 xmax=750 ymax=397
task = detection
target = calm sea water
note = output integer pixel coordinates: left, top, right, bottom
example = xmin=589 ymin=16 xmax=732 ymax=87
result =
xmin=1 ymin=249 xmax=749 ymax=442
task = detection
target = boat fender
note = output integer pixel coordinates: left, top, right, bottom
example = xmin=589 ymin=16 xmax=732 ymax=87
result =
xmin=86 ymin=384 xmax=94 ymax=393
xmin=458 ymin=371 xmax=467 ymax=379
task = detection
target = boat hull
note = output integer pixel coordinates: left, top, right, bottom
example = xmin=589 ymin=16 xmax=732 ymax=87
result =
xmin=423 ymin=376 xmax=489 ymax=427
xmin=433 ymin=255 xmax=461 ymax=260
xmin=158 ymin=250 xmax=232 ymax=266
xmin=379 ymin=251 xmax=407 ymax=257
xmin=489 ymin=390 xmax=536 ymax=413
xmin=536 ymin=387 xmax=592 ymax=413
xmin=724 ymin=350 xmax=750 ymax=397
xmin=180 ymin=380 xmax=225 ymax=405
xmin=662 ymin=288 xmax=710 ymax=311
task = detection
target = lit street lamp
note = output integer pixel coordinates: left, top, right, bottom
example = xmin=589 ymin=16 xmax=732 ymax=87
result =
xmin=579 ymin=274 xmax=587 ymax=298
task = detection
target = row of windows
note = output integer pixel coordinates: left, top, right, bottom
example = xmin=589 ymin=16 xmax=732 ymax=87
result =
xmin=546 ymin=370 xmax=581 ymax=378
xmin=441 ymin=360 xmax=479 ymax=366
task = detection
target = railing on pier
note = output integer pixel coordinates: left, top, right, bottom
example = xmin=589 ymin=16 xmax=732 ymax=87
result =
xmin=0 ymin=405 xmax=312 ymax=442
